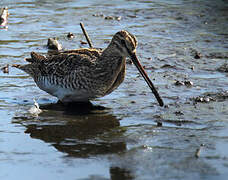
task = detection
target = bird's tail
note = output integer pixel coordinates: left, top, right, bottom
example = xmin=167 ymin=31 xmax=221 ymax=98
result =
xmin=25 ymin=52 xmax=47 ymax=63
xmin=12 ymin=52 xmax=46 ymax=77
xmin=12 ymin=63 xmax=37 ymax=77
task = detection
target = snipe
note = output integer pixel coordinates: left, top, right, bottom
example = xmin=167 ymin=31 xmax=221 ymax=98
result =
xmin=16 ymin=30 xmax=164 ymax=106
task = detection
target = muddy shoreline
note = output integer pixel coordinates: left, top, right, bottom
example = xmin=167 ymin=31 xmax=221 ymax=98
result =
xmin=0 ymin=0 xmax=228 ymax=179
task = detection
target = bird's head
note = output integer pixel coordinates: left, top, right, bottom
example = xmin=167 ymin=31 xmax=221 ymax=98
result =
xmin=112 ymin=30 xmax=138 ymax=57
xmin=110 ymin=30 xmax=164 ymax=107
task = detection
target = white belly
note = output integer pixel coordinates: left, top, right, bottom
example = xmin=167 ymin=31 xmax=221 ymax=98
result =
xmin=36 ymin=78 xmax=95 ymax=102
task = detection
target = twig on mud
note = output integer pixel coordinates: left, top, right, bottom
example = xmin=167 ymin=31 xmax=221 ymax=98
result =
xmin=80 ymin=22 xmax=93 ymax=48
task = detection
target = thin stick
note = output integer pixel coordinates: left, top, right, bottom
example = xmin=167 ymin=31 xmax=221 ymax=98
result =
xmin=80 ymin=22 xmax=93 ymax=48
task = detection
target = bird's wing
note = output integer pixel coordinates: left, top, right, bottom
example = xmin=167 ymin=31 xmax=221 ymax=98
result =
xmin=47 ymin=48 xmax=102 ymax=59
xmin=38 ymin=51 xmax=97 ymax=77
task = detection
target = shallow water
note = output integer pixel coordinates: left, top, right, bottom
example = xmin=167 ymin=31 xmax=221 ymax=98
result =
xmin=0 ymin=0 xmax=228 ymax=179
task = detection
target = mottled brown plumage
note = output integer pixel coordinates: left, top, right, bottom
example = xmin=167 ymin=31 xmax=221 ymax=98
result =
xmin=16 ymin=30 xmax=164 ymax=106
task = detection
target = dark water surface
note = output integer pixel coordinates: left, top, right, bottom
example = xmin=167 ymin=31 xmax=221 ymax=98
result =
xmin=0 ymin=0 xmax=228 ymax=179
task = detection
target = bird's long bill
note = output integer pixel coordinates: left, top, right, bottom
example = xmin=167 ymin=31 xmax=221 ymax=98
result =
xmin=130 ymin=52 xmax=164 ymax=107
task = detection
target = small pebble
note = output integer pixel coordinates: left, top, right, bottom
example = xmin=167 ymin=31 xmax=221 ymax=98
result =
xmin=174 ymin=80 xmax=184 ymax=86
xmin=157 ymin=121 xmax=163 ymax=127
xmin=184 ymin=80 xmax=193 ymax=86
xmin=67 ymin=32 xmax=74 ymax=39
xmin=12 ymin=64 xmax=20 ymax=68
xmin=1 ymin=64 xmax=9 ymax=73
xmin=47 ymin=37 xmax=62 ymax=51
xmin=175 ymin=111 xmax=184 ymax=116
xmin=92 ymin=13 xmax=104 ymax=17
xmin=194 ymin=96 xmax=213 ymax=103
xmin=204 ymin=97 xmax=210 ymax=102
xmin=194 ymin=52 xmax=202 ymax=59
xmin=104 ymin=16 xmax=121 ymax=21
xmin=127 ymin=15 xmax=137 ymax=18
xmin=195 ymin=144 xmax=205 ymax=158
xmin=80 ymin=40 xmax=87 ymax=45
xmin=164 ymin=105 xmax=169 ymax=108
xmin=217 ymin=63 xmax=228 ymax=73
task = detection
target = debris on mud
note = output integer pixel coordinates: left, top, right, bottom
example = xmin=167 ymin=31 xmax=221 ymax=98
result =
xmin=174 ymin=80 xmax=185 ymax=86
xmin=1 ymin=64 xmax=9 ymax=73
xmin=67 ymin=32 xmax=75 ymax=39
xmin=29 ymin=99 xmax=42 ymax=116
xmin=184 ymin=80 xmax=193 ymax=86
xmin=0 ymin=7 xmax=9 ymax=27
xmin=105 ymin=16 xmax=121 ymax=21
xmin=80 ymin=40 xmax=87 ymax=45
xmin=217 ymin=63 xmax=228 ymax=72
xmin=190 ymin=48 xmax=202 ymax=59
xmin=205 ymin=52 xmax=228 ymax=59
xmin=93 ymin=13 xmax=121 ymax=21
xmin=192 ymin=96 xmax=213 ymax=103
xmin=156 ymin=121 xmax=163 ymax=127
xmin=174 ymin=111 xmax=184 ymax=116
xmin=47 ymin=37 xmax=62 ymax=51
xmin=191 ymin=91 xmax=228 ymax=104
xmin=92 ymin=13 xmax=105 ymax=17
xmin=195 ymin=144 xmax=205 ymax=158
xmin=206 ymin=91 xmax=228 ymax=102
xmin=161 ymin=64 xmax=177 ymax=69
xmin=12 ymin=64 xmax=20 ymax=68
xmin=194 ymin=52 xmax=202 ymax=59
xmin=174 ymin=80 xmax=193 ymax=87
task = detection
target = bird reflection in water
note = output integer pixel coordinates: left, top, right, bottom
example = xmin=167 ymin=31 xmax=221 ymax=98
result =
xmin=13 ymin=102 xmax=136 ymax=179
xmin=14 ymin=102 xmax=125 ymax=157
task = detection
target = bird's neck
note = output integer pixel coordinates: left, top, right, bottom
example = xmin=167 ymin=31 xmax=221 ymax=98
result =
xmin=91 ymin=42 xmax=127 ymax=96
xmin=97 ymin=42 xmax=126 ymax=75
xmin=101 ymin=41 xmax=126 ymax=60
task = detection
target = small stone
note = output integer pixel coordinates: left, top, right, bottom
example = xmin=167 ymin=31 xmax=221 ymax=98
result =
xmin=174 ymin=80 xmax=184 ymax=86
xmin=194 ymin=52 xmax=202 ymax=59
xmin=47 ymin=38 xmax=62 ymax=51
xmin=116 ymin=16 xmax=121 ymax=21
xmin=164 ymin=105 xmax=169 ymax=108
xmin=195 ymin=144 xmax=205 ymax=158
xmin=199 ymin=97 xmax=204 ymax=102
xmin=104 ymin=16 xmax=121 ymax=21
xmin=175 ymin=111 xmax=184 ymax=116
xmin=217 ymin=63 xmax=228 ymax=72
xmin=92 ymin=13 xmax=104 ymax=17
xmin=80 ymin=40 xmax=87 ymax=45
xmin=204 ymin=97 xmax=210 ymax=102
xmin=184 ymin=80 xmax=193 ymax=86
xmin=157 ymin=121 xmax=162 ymax=127
xmin=127 ymin=15 xmax=137 ymax=18
xmin=67 ymin=32 xmax=74 ymax=39
xmin=1 ymin=64 xmax=9 ymax=73
xmin=12 ymin=64 xmax=20 ymax=68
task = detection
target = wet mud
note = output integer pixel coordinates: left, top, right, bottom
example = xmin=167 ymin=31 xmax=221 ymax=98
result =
xmin=0 ymin=0 xmax=228 ymax=180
